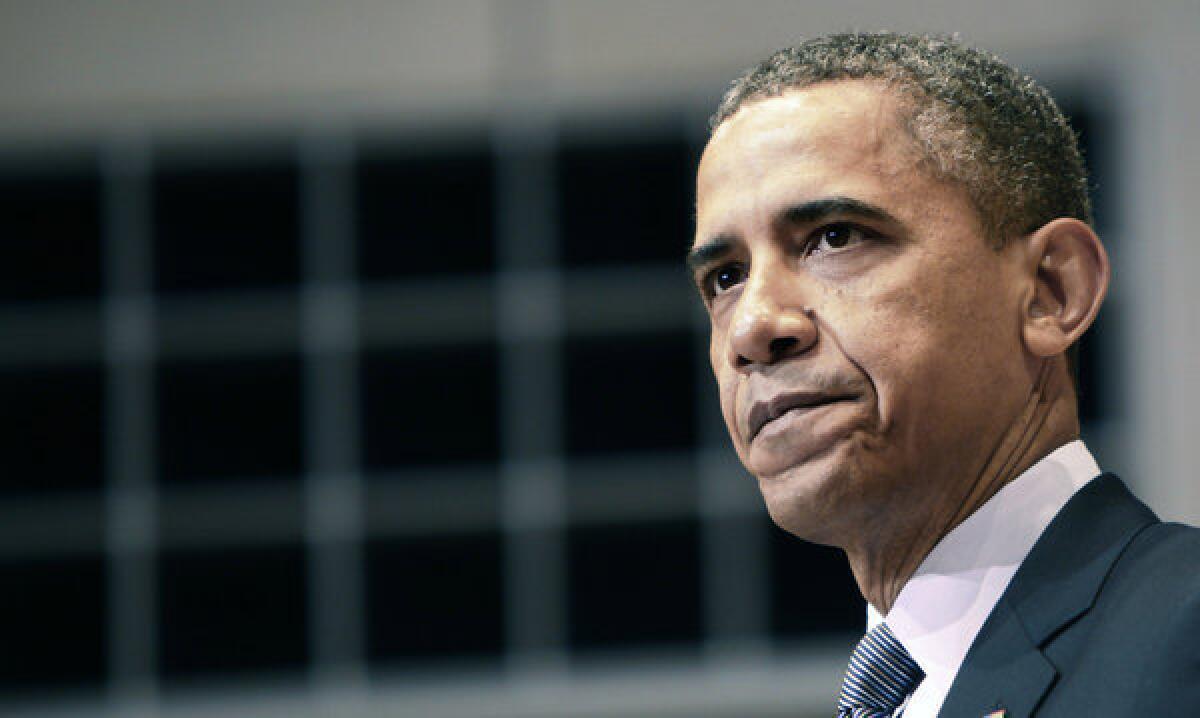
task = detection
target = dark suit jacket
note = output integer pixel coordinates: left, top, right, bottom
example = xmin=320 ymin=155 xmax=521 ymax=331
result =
xmin=938 ymin=473 xmax=1200 ymax=717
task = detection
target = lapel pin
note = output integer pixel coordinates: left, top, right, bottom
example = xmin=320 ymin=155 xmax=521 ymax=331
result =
xmin=983 ymin=711 xmax=1007 ymax=717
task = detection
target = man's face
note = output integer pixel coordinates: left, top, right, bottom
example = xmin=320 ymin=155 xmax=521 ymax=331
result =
xmin=691 ymin=81 xmax=1034 ymax=544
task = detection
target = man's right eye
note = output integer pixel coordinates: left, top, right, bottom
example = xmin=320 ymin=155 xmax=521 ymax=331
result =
xmin=705 ymin=263 xmax=747 ymax=297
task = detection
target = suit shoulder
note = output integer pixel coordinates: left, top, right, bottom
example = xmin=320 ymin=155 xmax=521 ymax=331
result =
xmin=1119 ymin=520 xmax=1200 ymax=578
xmin=1118 ymin=524 xmax=1200 ymax=710
xmin=1101 ymin=520 xmax=1200 ymax=619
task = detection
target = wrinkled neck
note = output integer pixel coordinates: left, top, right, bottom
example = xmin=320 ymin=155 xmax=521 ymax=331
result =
xmin=849 ymin=359 xmax=1079 ymax=615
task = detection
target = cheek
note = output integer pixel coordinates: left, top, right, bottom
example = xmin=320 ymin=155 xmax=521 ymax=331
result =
xmin=821 ymin=277 xmax=959 ymax=404
xmin=832 ymin=261 xmax=1021 ymax=424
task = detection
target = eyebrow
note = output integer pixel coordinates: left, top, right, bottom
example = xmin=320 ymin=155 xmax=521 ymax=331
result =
xmin=685 ymin=235 xmax=736 ymax=274
xmin=686 ymin=195 xmax=901 ymax=274
xmin=782 ymin=196 xmax=898 ymax=226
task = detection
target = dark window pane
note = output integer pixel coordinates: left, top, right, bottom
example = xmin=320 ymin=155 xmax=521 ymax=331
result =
xmin=1076 ymin=308 xmax=1116 ymax=425
xmin=366 ymin=531 xmax=503 ymax=665
xmin=158 ymin=544 xmax=307 ymax=680
xmin=154 ymin=158 xmax=299 ymax=291
xmin=0 ymin=167 xmax=102 ymax=302
xmin=768 ymin=522 xmax=862 ymax=639
xmin=357 ymin=146 xmax=494 ymax=279
xmin=568 ymin=519 xmax=701 ymax=651
xmin=0 ymin=363 xmax=103 ymax=495
xmin=157 ymin=356 xmax=302 ymax=484
xmin=559 ymin=137 xmax=695 ymax=267
xmin=0 ymin=555 xmax=105 ymax=694
xmin=565 ymin=332 xmax=695 ymax=456
xmin=361 ymin=345 xmax=499 ymax=469
xmin=1055 ymin=100 xmax=1111 ymax=231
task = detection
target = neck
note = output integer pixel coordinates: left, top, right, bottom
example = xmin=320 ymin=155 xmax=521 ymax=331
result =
xmin=847 ymin=360 xmax=1079 ymax=615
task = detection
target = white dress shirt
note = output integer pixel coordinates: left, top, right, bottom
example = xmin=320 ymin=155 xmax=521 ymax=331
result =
xmin=866 ymin=439 xmax=1101 ymax=717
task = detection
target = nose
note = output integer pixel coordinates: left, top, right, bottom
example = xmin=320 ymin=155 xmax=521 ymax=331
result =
xmin=726 ymin=265 xmax=818 ymax=370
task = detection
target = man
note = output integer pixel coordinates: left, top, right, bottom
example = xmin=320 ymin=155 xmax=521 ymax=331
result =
xmin=689 ymin=33 xmax=1200 ymax=717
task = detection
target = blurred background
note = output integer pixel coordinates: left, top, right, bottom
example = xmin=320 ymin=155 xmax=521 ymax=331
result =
xmin=1 ymin=1 xmax=1198 ymax=716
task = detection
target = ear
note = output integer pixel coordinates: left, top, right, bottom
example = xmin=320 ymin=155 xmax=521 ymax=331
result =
xmin=1021 ymin=218 xmax=1110 ymax=358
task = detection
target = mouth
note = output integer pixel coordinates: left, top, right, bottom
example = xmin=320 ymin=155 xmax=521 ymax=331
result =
xmin=746 ymin=391 xmax=857 ymax=442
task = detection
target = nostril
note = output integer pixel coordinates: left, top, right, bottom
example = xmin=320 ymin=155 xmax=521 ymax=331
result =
xmin=735 ymin=336 xmax=803 ymax=369
xmin=769 ymin=337 xmax=798 ymax=357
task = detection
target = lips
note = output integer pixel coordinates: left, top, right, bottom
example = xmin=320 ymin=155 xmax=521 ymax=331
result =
xmin=745 ymin=390 xmax=856 ymax=442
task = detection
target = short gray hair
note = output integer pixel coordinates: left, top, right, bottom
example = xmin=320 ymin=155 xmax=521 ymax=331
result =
xmin=711 ymin=32 xmax=1091 ymax=244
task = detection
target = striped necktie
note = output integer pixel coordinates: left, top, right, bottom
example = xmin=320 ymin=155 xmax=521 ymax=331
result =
xmin=836 ymin=622 xmax=924 ymax=717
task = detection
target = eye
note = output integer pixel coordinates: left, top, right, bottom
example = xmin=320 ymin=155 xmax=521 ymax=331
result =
xmin=704 ymin=262 xmax=747 ymax=297
xmin=809 ymin=223 xmax=871 ymax=255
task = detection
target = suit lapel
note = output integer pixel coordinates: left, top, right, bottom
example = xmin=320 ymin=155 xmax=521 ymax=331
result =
xmin=935 ymin=595 xmax=1056 ymax=718
xmin=938 ymin=474 xmax=1158 ymax=717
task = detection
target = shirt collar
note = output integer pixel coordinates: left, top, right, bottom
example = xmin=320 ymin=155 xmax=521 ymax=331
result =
xmin=866 ymin=439 xmax=1100 ymax=710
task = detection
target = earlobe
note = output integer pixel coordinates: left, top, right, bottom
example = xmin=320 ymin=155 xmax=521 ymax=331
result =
xmin=1021 ymin=218 xmax=1110 ymax=358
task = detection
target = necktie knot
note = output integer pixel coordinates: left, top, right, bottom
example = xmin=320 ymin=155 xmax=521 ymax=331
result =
xmin=836 ymin=622 xmax=924 ymax=718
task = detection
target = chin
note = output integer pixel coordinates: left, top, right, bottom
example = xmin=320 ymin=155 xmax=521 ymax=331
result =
xmin=752 ymin=439 xmax=865 ymax=546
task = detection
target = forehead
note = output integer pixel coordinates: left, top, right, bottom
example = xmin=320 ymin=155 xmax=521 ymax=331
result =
xmin=695 ymin=82 xmax=927 ymax=239
xmin=702 ymin=82 xmax=908 ymax=174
